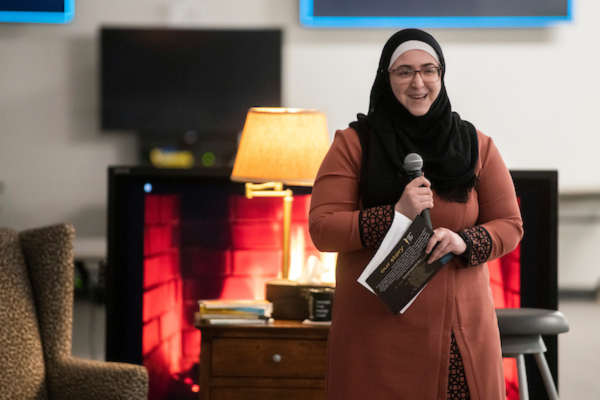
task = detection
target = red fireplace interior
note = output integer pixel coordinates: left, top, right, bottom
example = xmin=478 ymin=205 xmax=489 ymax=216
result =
xmin=141 ymin=191 xmax=522 ymax=400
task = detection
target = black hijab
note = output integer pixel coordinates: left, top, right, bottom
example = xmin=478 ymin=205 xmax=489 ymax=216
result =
xmin=351 ymin=29 xmax=478 ymax=209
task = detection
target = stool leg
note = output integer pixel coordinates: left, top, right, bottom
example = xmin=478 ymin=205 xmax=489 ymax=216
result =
xmin=533 ymin=352 xmax=559 ymax=400
xmin=516 ymin=354 xmax=529 ymax=400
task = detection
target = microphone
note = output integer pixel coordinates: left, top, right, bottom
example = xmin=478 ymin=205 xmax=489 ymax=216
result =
xmin=403 ymin=153 xmax=432 ymax=228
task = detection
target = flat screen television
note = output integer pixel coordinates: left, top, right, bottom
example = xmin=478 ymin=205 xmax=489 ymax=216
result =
xmin=0 ymin=0 xmax=74 ymax=23
xmin=100 ymin=28 xmax=282 ymax=134
xmin=300 ymin=0 xmax=572 ymax=28
xmin=106 ymin=167 xmax=558 ymax=400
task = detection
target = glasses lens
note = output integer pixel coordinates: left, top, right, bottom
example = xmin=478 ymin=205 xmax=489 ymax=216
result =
xmin=421 ymin=67 xmax=440 ymax=83
xmin=391 ymin=68 xmax=414 ymax=82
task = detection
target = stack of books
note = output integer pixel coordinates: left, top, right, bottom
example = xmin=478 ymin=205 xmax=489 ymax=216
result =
xmin=196 ymin=299 xmax=273 ymax=325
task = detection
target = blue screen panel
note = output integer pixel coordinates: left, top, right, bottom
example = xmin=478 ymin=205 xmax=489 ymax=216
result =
xmin=0 ymin=0 xmax=74 ymax=23
xmin=300 ymin=0 xmax=572 ymax=28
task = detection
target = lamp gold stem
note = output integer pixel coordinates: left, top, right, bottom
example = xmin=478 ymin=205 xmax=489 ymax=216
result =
xmin=282 ymin=194 xmax=293 ymax=280
xmin=244 ymin=182 xmax=294 ymax=280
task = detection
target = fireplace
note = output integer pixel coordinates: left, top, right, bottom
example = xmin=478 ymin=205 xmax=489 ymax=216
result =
xmin=106 ymin=167 xmax=557 ymax=400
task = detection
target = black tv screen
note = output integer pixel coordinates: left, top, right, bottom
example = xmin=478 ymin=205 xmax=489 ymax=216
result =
xmin=1 ymin=0 xmax=64 ymax=12
xmin=100 ymin=28 xmax=282 ymax=133
xmin=300 ymin=0 xmax=571 ymax=28
xmin=313 ymin=0 xmax=568 ymax=17
xmin=0 ymin=0 xmax=73 ymax=23
xmin=106 ymin=168 xmax=558 ymax=400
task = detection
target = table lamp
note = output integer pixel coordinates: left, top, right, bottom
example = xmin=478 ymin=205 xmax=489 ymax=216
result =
xmin=231 ymin=107 xmax=330 ymax=284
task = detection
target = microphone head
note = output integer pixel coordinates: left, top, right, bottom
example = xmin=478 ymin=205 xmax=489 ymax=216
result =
xmin=403 ymin=153 xmax=423 ymax=172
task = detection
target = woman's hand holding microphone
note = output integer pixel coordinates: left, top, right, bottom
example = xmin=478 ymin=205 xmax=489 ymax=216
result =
xmin=394 ymin=176 xmax=466 ymax=264
xmin=394 ymin=176 xmax=434 ymax=220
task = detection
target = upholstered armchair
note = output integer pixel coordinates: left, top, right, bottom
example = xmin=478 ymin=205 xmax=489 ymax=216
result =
xmin=0 ymin=223 xmax=148 ymax=400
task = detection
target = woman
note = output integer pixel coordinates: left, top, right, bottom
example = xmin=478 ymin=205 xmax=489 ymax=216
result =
xmin=309 ymin=29 xmax=523 ymax=400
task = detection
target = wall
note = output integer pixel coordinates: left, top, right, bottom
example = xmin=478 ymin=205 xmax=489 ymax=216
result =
xmin=0 ymin=0 xmax=598 ymax=289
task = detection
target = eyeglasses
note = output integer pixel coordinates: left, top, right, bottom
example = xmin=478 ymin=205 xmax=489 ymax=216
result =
xmin=389 ymin=66 xmax=443 ymax=84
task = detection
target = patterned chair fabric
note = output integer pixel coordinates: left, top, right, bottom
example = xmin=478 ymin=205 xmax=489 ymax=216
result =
xmin=0 ymin=224 xmax=148 ymax=400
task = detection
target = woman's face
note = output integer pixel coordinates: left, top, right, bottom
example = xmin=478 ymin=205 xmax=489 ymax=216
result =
xmin=389 ymin=49 xmax=442 ymax=117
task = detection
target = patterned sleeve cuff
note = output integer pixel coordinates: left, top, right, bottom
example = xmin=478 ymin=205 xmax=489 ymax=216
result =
xmin=358 ymin=205 xmax=394 ymax=249
xmin=458 ymin=226 xmax=492 ymax=267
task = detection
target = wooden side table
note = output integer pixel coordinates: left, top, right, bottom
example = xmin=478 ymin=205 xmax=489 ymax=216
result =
xmin=195 ymin=319 xmax=330 ymax=400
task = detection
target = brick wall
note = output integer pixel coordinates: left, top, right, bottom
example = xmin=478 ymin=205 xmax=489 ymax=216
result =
xmin=179 ymin=194 xmax=316 ymax=371
xmin=143 ymin=192 xmax=318 ymax=399
xmin=143 ymin=194 xmax=183 ymax=400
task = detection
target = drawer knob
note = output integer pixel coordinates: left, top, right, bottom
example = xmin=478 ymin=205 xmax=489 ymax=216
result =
xmin=272 ymin=354 xmax=282 ymax=363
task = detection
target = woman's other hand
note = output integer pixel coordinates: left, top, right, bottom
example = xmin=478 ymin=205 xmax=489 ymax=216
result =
xmin=394 ymin=176 xmax=434 ymax=220
xmin=425 ymin=228 xmax=467 ymax=264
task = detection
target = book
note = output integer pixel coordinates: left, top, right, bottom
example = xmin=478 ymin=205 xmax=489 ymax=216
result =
xmin=198 ymin=299 xmax=273 ymax=317
xmin=198 ymin=312 xmax=265 ymax=320
xmin=358 ymin=215 xmax=453 ymax=314
xmin=194 ymin=312 xmax=273 ymax=325
xmin=199 ymin=318 xmax=273 ymax=325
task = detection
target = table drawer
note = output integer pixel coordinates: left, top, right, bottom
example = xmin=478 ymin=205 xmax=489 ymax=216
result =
xmin=211 ymin=337 xmax=326 ymax=378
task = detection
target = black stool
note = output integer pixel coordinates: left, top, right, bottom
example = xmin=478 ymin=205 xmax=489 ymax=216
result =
xmin=496 ymin=308 xmax=569 ymax=400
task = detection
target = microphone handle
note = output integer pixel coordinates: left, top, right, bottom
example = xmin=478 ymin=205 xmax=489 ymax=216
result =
xmin=409 ymin=170 xmax=433 ymax=228
xmin=421 ymin=208 xmax=433 ymax=229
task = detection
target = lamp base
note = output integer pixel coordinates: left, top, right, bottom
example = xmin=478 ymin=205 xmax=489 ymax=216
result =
xmin=266 ymin=281 xmax=335 ymax=320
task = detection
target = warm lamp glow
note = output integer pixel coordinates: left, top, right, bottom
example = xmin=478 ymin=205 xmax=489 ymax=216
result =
xmin=231 ymin=107 xmax=331 ymax=282
xmin=231 ymin=107 xmax=330 ymax=186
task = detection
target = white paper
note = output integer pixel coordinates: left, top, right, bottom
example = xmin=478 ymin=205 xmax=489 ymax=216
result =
xmin=357 ymin=212 xmax=412 ymax=292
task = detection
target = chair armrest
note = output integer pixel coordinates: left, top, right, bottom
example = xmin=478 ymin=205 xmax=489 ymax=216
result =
xmin=47 ymin=357 xmax=148 ymax=400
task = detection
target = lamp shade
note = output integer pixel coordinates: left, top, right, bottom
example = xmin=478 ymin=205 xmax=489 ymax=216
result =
xmin=231 ymin=108 xmax=330 ymax=186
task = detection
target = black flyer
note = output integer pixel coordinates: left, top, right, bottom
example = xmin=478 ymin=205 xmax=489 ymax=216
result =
xmin=363 ymin=215 xmax=453 ymax=314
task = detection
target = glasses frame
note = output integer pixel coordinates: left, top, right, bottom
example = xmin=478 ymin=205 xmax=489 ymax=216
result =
xmin=388 ymin=66 xmax=443 ymax=83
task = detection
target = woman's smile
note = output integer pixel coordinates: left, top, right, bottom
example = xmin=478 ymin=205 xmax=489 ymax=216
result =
xmin=408 ymin=93 xmax=427 ymax=100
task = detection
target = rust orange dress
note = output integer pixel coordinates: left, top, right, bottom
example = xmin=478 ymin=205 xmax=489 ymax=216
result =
xmin=309 ymin=127 xmax=523 ymax=400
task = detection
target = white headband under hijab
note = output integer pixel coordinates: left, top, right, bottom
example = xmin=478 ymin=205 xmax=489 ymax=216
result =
xmin=388 ymin=40 xmax=440 ymax=70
